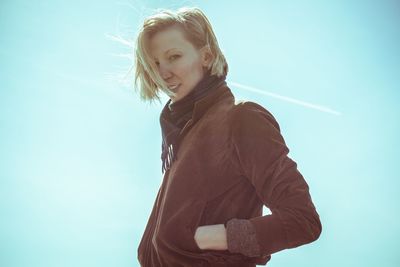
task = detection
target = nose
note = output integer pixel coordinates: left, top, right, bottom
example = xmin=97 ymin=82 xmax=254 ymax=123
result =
xmin=158 ymin=63 xmax=172 ymax=81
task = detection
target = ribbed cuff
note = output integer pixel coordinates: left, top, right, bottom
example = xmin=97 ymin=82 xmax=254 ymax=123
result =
xmin=226 ymin=218 xmax=261 ymax=257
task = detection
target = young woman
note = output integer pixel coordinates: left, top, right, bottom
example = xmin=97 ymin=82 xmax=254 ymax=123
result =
xmin=134 ymin=7 xmax=322 ymax=267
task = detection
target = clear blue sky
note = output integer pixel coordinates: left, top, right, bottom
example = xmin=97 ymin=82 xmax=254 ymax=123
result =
xmin=1 ymin=0 xmax=399 ymax=266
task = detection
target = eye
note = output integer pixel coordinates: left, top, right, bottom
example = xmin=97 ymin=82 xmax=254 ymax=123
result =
xmin=169 ymin=54 xmax=181 ymax=61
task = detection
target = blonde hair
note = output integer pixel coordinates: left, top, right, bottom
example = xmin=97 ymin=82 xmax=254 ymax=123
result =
xmin=134 ymin=7 xmax=228 ymax=102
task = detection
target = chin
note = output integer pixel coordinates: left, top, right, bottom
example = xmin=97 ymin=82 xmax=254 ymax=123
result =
xmin=170 ymin=95 xmax=180 ymax=103
xmin=171 ymin=93 xmax=185 ymax=103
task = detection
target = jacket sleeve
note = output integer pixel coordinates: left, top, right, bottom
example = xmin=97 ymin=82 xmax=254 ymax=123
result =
xmin=226 ymin=101 xmax=322 ymax=257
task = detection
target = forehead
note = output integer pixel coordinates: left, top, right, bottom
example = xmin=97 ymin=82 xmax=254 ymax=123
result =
xmin=149 ymin=26 xmax=195 ymax=57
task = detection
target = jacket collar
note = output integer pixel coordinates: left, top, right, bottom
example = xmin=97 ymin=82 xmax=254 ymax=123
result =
xmin=177 ymin=84 xmax=233 ymax=137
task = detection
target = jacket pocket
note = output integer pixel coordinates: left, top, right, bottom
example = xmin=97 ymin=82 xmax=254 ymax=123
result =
xmin=185 ymin=200 xmax=208 ymax=253
xmin=185 ymin=200 xmax=253 ymax=265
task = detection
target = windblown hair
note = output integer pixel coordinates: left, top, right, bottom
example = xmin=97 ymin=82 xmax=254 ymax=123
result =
xmin=134 ymin=7 xmax=228 ymax=102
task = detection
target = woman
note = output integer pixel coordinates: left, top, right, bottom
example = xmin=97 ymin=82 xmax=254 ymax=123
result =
xmin=135 ymin=7 xmax=322 ymax=267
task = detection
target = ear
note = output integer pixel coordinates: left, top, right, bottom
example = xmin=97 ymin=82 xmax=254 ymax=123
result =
xmin=200 ymin=45 xmax=214 ymax=68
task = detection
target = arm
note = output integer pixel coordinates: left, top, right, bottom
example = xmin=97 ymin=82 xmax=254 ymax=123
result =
xmin=225 ymin=102 xmax=322 ymax=257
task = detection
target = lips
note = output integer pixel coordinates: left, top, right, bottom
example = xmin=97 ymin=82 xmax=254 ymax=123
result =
xmin=168 ymin=84 xmax=180 ymax=91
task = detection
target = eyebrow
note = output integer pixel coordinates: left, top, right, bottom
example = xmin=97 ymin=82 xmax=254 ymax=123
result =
xmin=164 ymin=48 xmax=178 ymax=54
xmin=154 ymin=48 xmax=179 ymax=61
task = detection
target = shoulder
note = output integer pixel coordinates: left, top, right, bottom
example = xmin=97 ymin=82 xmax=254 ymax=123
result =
xmin=229 ymin=100 xmax=281 ymax=132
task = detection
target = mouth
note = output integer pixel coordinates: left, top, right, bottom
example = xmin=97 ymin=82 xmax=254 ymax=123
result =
xmin=168 ymin=84 xmax=180 ymax=91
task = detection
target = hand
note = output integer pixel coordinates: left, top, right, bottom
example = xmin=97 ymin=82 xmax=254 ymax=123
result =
xmin=194 ymin=224 xmax=228 ymax=250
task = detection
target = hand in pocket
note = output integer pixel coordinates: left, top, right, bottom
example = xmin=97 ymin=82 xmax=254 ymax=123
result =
xmin=194 ymin=224 xmax=228 ymax=250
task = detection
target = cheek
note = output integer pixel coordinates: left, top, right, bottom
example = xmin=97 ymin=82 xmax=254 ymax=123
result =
xmin=174 ymin=57 xmax=204 ymax=81
xmin=178 ymin=61 xmax=201 ymax=79
xmin=187 ymin=59 xmax=204 ymax=77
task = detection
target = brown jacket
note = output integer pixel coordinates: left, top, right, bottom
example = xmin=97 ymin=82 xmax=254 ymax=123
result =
xmin=138 ymin=84 xmax=322 ymax=266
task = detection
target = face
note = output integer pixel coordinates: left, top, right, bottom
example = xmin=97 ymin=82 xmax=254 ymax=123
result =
xmin=149 ymin=26 xmax=211 ymax=103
